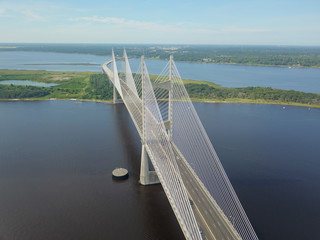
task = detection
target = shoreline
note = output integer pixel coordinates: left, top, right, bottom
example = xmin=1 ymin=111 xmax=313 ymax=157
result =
xmin=148 ymin=57 xmax=320 ymax=69
xmin=1 ymin=98 xmax=319 ymax=109
xmin=193 ymin=99 xmax=320 ymax=109
xmin=1 ymin=69 xmax=319 ymax=109
xmin=1 ymin=49 xmax=319 ymax=69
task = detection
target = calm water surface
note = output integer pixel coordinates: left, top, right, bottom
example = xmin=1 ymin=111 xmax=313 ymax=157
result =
xmin=0 ymin=101 xmax=319 ymax=240
xmin=0 ymin=80 xmax=58 ymax=87
xmin=1 ymin=51 xmax=320 ymax=93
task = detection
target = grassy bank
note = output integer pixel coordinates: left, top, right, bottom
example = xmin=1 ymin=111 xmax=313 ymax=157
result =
xmin=0 ymin=69 xmax=112 ymax=101
xmin=1 ymin=69 xmax=319 ymax=108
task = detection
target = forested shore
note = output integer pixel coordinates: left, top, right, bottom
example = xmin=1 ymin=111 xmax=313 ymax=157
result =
xmin=1 ymin=44 xmax=320 ymax=68
xmin=0 ymin=69 xmax=319 ymax=108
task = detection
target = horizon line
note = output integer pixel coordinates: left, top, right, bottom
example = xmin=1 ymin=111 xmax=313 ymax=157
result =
xmin=1 ymin=42 xmax=320 ymax=47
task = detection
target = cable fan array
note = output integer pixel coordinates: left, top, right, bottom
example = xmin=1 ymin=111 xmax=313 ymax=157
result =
xmin=149 ymin=59 xmax=259 ymax=240
xmin=102 ymin=49 xmax=259 ymax=240
xmin=104 ymin=51 xmax=202 ymax=240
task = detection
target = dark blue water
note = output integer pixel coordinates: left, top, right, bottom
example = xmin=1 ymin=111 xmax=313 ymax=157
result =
xmin=0 ymin=101 xmax=183 ymax=240
xmin=196 ymin=103 xmax=320 ymax=240
xmin=0 ymin=101 xmax=319 ymax=240
xmin=1 ymin=51 xmax=320 ymax=93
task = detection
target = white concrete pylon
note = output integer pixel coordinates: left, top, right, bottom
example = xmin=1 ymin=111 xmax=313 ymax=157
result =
xmin=123 ymin=49 xmax=139 ymax=97
xmin=112 ymin=49 xmax=123 ymax=98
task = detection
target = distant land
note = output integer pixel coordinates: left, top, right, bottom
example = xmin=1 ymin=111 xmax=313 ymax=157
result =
xmin=0 ymin=69 xmax=319 ymax=108
xmin=0 ymin=43 xmax=320 ymax=68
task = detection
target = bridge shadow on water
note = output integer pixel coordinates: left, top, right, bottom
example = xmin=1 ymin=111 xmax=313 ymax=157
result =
xmin=0 ymin=101 xmax=185 ymax=240
xmin=112 ymin=103 xmax=184 ymax=240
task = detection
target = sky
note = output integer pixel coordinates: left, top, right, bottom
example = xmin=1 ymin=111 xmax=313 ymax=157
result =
xmin=0 ymin=0 xmax=320 ymax=45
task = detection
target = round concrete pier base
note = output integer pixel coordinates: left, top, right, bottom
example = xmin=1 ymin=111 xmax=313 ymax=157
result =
xmin=112 ymin=168 xmax=129 ymax=180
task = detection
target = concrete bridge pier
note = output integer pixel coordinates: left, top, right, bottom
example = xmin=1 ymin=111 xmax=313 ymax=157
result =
xmin=113 ymin=85 xmax=123 ymax=104
xmin=139 ymin=144 xmax=160 ymax=185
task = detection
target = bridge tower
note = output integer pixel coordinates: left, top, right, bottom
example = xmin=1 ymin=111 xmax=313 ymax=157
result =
xmin=139 ymin=55 xmax=175 ymax=185
xmin=140 ymin=55 xmax=160 ymax=185
xmin=111 ymin=50 xmax=123 ymax=104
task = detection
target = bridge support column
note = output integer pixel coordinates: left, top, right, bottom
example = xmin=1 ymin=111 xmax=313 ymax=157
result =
xmin=139 ymin=55 xmax=159 ymax=186
xmin=139 ymin=144 xmax=160 ymax=185
xmin=113 ymin=85 xmax=123 ymax=104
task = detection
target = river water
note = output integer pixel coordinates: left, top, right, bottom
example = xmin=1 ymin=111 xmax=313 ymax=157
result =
xmin=0 ymin=80 xmax=58 ymax=87
xmin=1 ymin=50 xmax=320 ymax=239
xmin=1 ymin=51 xmax=320 ymax=93
xmin=0 ymin=101 xmax=319 ymax=240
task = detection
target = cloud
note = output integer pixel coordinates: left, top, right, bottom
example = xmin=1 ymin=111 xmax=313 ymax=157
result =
xmin=0 ymin=7 xmax=12 ymax=18
xmin=68 ymin=16 xmax=215 ymax=34
xmin=223 ymin=26 xmax=270 ymax=33
xmin=0 ymin=8 xmax=45 ymax=21
xmin=22 ymin=10 xmax=45 ymax=21
xmin=69 ymin=16 xmax=125 ymax=24
xmin=68 ymin=16 xmax=273 ymax=38
xmin=0 ymin=2 xmax=57 ymax=21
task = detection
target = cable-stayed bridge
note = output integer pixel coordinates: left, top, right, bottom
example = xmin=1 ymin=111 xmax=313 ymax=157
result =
xmin=102 ymin=50 xmax=259 ymax=240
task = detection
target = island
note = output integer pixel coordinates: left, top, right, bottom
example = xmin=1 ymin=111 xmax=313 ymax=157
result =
xmin=0 ymin=69 xmax=319 ymax=108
